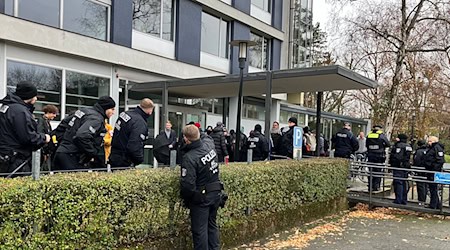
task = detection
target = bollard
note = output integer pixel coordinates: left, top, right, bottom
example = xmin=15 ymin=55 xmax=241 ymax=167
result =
xmin=369 ymin=166 xmax=373 ymax=210
xmin=247 ymin=148 xmax=253 ymax=164
xmin=31 ymin=149 xmax=41 ymax=181
xmin=170 ymin=150 xmax=177 ymax=169
xmin=107 ymin=163 xmax=112 ymax=173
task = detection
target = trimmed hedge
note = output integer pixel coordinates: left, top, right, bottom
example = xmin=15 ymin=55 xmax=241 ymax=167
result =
xmin=0 ymin=158 xmax=348 ymax=249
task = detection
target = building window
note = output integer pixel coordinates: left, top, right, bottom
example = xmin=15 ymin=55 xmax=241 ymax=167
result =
xmin=65 ymin=71 xmax=110 ymax=114
xmin=201 ymin=12 xmax=228 ymax=58
xmin=249 ymin=33 xmax=269 ymax=70
xmin=63 ymin=0 xmax=109 ymax=40
xmin=18 ymin=0 xmax=60 ymax=28
xmin=6 ymin=60 xmax=62 ymax=118
xmin=251 ymin=0 xmax=270 ymax=12
xmin=243 ymin=103 xmax=265 ymax=120
xmin=291 ymin=0 xmax=313 ymax=68
xmin=133 ymin=0 xmax=175 ymax=41
xmin=279 ymin=110 xmax=306 ymax=125
xmin=4 ymin=0 xmax=14 ymax=15
xmin=8 ymin=0 xmax=110 ymax=41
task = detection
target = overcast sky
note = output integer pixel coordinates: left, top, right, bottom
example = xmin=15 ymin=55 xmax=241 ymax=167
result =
xmin=313 ymin=0 xmax=332 ymax=26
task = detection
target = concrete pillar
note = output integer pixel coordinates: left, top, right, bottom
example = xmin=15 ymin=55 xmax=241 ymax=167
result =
xmin=229 ymin=96 xmax=239 ymax=133
xmin=271 ymin=99 xmax=280 ymax=123
xmin=0 ymin=42 xmax=5 ymax=98
xmin=110 ymin=66 xmax=120 ymax=125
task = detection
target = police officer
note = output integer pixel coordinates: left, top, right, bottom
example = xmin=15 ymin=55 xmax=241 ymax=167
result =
xmin=280 ymin=117 xmax=297 ymax=158
xmin=180 ymin=125 xmax=224 ymax=250
xmin=424 ymin=136 xmax=445 ymax=209
xmin=413 ymin=140 xmax=428 ymax=206
xmin=0 ymin=82 xmax=50 ymax=176
xmin=332 ymin=122 xmax=359 ymax=159
xmin=389 ymin=134 xmax=412 ymax=205
xmin=247 ymin=124 xmax=269 ymax=161
xmin=109 ymin=98 xmax=154 ymax=168
xmin=53 ymin=96 xmax=116 ymax=170
xmin=366 ymin=125 xmax=390 ymax=191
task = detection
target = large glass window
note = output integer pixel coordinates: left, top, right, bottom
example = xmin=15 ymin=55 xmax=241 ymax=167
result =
xmin=249 ymin=33 xmax=269 ymax=70
xmin=9 ymin=0 xmax=110 ymax=41
xmin=65 ymin=71 xmax=110 ymax=114
xmin=18 ymin=0 xmax=60 ymax=28
xmin=201 ymin=12 xmax=228 ymax=58
xmin=279 ymin=110 xmax=306 ymax=125
xmin=291 ymin=0 xmax=313 ymax=68
xmin=251 ymin=0 xmax=270 ymax=12
xmin=63 ymin=0 xmax=108 ymax=40
xmin=4 ymin=0 xmax=13 ymax=15
xmin=133 ymin=0 xmax=175 ymax=41
xmin=6 ymin=60 xmax=62 ymax=118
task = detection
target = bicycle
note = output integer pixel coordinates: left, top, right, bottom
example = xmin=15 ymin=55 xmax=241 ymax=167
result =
xmin=350 ymin=152 xmax=369 ymax=183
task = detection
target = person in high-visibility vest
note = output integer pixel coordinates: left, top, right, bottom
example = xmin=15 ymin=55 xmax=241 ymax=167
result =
xmin=366 ymin=125 xmax=391 ymax=191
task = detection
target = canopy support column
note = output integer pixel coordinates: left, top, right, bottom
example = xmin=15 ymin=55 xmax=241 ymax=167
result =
xmin=315 ymin=91 xmax=323 ymax=157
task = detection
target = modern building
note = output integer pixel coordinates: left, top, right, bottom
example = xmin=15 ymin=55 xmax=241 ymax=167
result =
xmin=0 ymin=0 xmax=369 ymax=165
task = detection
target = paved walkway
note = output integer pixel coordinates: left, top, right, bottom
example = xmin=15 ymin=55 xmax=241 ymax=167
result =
xmin=234 ymin=205 xmax=450 ymax=250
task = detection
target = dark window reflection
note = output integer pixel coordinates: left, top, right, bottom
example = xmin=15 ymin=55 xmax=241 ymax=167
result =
xmin=18 ymin=0 xmax=60 ymax=28
xmin=5 ymin=0 xmax=13 ymax=15
xmin=7 ymin=60 xmax=62 ymax=119
xmin=133 ymin=0 xmax=174 ymax=41
xmin=63 ymin=0 xmax=108 ymax=40
xmin=65 ymin=71 xmax=110 ymax=114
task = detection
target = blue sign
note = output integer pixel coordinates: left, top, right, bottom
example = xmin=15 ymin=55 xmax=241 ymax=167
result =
xmin=293 ymin=126 xmax=303 ymax=149
xmin=434 ymin=172 xmax=450 ymax=184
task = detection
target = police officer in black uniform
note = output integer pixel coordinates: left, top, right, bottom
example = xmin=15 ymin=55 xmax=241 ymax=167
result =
xmin=180 ymin=125 xmax=224 ymax=250
xmin=280 ymin=117 xmax=297 ymax=158
xmin=389 ymin=134 xmax=412 ymax=205
xmin=332 ymin=122 xmax=359 ymax=159
xmin=53 ymin=96 xmax=116 ymax=170
xmin=0 ymin=82 xmax=50 ymax=177
xmin=247 ymin=124 xmax=269 ymax=161
xmin=110 ymin=98 xmax=154 ymax=168
xmin=424 ymin=136 xmax=445 ymax=209
xmin=366 ymin=125 xmax=391 ymax=191
xmin=413 ymin=140 xmax=428 ymax=205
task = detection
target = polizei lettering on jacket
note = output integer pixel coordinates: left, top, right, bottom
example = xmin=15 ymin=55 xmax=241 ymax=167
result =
xmin=201 ymin=150 xmax=217 ymax=165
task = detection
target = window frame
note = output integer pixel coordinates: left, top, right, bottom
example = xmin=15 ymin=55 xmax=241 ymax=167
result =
xmin=132 ymin=0 xmax=176 ymax=42
xmin=9 ymin=0 xmax=111 ymax=41
xmin=200 ymin=11 xmax=229 ymax=59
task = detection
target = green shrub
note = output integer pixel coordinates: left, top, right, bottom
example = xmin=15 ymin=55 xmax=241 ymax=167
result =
xmin=0 ymin=158 xmax=348 ymax=249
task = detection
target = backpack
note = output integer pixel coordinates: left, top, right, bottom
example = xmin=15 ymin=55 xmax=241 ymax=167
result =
xmin=304 ymin=133 xmax=317 ymax=151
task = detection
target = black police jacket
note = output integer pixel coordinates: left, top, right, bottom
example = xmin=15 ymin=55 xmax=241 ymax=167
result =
xmin=110 ymin=107 xmax=150 ymax=166
xmin=413 ymin=146 xmax=427 ymax=168
xmin=389 ymin=141 xmax=412 ymax=168
xmin=366 ymin=130 xmax=390 ymax=156
xmin=0 ymin=93 xmax=46 ymax=157
xmin=180 ymin=137 xmax=221 ymax=206
xmin=247 ymin=131 xmax=269 ymax=161
xmin=424 ymin=142 xmax=445 ymax=172
xmin=56 ymin=104 xmax=107 ymax=158
xmin=332 ymin=128 xmax=358 ymax=157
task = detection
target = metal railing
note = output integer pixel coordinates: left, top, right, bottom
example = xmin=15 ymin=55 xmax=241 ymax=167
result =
xmin=349 ymin=160 xmax=450 ymax=214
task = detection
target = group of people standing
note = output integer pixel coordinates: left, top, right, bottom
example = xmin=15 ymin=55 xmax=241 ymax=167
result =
xmin=0 ymin=81 xmax=156 ymax=176
xmin=333 ymin=122 xmax=445 ymax=210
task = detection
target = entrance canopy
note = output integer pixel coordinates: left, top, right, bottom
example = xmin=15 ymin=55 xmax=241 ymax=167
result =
xmin=131 ymin=65 xmax=377 ymax=98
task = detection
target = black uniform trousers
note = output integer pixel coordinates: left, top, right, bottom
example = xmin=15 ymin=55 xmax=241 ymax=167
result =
xmin=427 ymin=173 xmax=440 ymax=209
xmin=416 ymin=172 xmax=428 ymax=203
xmin=393 ymin=170 xmax=408 ymax=204
xmin=0 ymin=154 xmax=31 ymax=178
xmin=189 ymin=194 xmax=221 ymax=250
xmin=53 ymin=152 xmax=82 ymax=170
xmin=367 ymin=154 xmax=385 ymax=191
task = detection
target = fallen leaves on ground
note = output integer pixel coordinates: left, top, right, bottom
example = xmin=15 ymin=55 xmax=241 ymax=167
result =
xmin=235 ymin=203 xmax=413 ymax=249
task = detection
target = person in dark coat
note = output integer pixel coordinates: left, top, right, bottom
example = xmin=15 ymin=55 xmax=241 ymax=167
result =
xmin=280 ymin=117 xmax=297 ymax=158
xmin=210 ymin=122 xmax=228 ymax=162
xmin=180 ymin=125 xmax=224 ymax=250
xmin=423 ymin=136 xmax=445 ymax=209
xmin=247 ymin=124 xmax=269 ymax=161
xmin=366 ymin=125 xmax=391 ymax=191
xmin=332 ymin=122 xmax=358 ymax=159
xmin=270 ymin=121 xmax=282 ymax=156
xmin=110 ymin=98 xmax=154 ymax=168
xmin=413 ymin=140 xmax=428 ymax=205
xmin=53 ymin=96 xmax=116 ymax=170
xmin=389 ymin=134 xmax=412 ymax=205
xmin=0 ymin=82 xmax=50 ymax=177
xmin=37 ymin=104 xmax=59 ymax=170
xmin=154 ymin=120 xmax=177 ymax=165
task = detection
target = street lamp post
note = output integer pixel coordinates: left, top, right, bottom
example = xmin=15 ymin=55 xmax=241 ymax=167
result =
xmin=230 ymin=40 xmax=256 ymax=162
